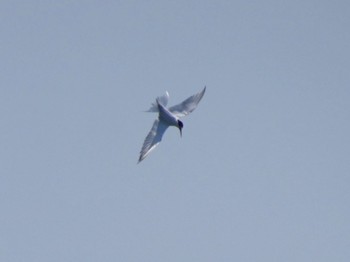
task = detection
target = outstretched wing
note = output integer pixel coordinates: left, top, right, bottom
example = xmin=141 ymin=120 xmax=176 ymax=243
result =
xmin=168 ymin=87 xmax=206 ymax=117
xmin=145 ymin=91 xmax=170 ymax=112
xmin=138 ymin=119 xmax=169 ymax=163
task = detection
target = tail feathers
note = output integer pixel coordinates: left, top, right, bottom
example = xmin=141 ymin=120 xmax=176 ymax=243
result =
xmin=145 ymin=102 xmax=159 ymax=112
xmin=145 ymin=91 xmax=169 ymax=112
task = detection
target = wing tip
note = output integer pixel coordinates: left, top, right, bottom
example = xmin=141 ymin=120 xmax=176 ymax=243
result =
xmin=138 ymin=154 xmax=146 ymax=164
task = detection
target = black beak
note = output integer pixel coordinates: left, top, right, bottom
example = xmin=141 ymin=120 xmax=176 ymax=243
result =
xmin=177 ymin=120 xmax=183 ymax=137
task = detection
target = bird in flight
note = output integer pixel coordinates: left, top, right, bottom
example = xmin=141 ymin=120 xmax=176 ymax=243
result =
xmin=138 ymin=87 xmax=206 ymax=163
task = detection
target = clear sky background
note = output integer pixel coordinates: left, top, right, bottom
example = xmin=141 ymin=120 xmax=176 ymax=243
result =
xmin=1 ymin=1 xmax=349 ymax=261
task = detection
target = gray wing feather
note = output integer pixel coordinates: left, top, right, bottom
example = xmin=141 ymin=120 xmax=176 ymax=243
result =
xmin=138 ymin=119 xmax=169 ymax=163
xmin=168 ymin=87 xmax=206 ymax=117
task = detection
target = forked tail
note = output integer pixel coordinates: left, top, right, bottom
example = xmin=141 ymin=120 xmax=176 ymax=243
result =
xmin=145 ymin=91 xmax=169 ymax=112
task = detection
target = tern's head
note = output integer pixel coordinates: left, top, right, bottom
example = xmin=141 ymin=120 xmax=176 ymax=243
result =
xmin=177 ymin=120 xmax=183 ymax=137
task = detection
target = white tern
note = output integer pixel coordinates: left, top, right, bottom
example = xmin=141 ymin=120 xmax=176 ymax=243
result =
xmin=138 ymin=87 xmax=206 ymax=163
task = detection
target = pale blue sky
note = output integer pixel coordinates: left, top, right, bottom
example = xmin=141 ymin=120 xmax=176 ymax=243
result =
xmin=1 ymin=1 xmax=350 ymax=261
